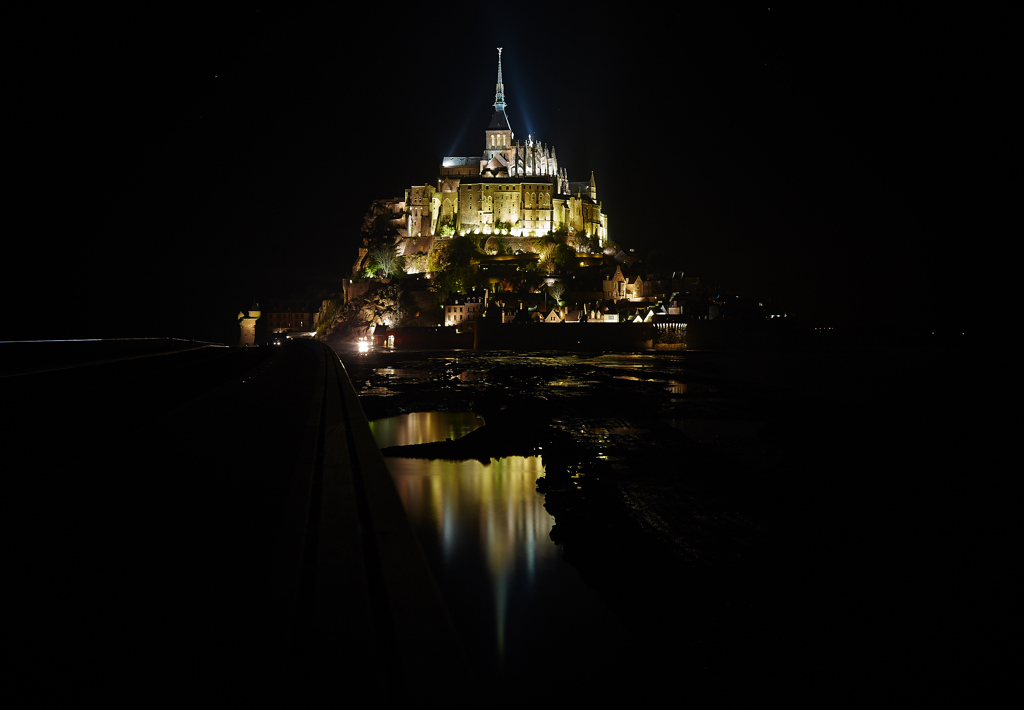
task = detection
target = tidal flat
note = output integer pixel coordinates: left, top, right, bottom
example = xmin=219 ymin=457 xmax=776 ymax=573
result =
xmin=339 ymin=341 xmax=984 ymax=703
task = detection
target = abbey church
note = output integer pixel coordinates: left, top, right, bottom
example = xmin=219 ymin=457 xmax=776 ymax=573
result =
xmin=367 ymin=49 xmax=608 ymax=252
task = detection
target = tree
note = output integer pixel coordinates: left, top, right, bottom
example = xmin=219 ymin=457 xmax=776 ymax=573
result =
xmin=437 ymin=216 xmax=455 ymax=237
xmin=551 ymin=242 xmax=577 ymax=273
xmin=568 ymin=233 xmax=590 ymax=252
xmin=368 ymin=245 xmax=405 ymax=278
xmin=427 ymin=242 xmax=449 ymax=272
xmin=536 ymin=241 xmax=556 ymax=274
xmin=430 ymin=267 xmax=474 ymax=301
xmin=429 ymin=234 xmax=480 ymax=272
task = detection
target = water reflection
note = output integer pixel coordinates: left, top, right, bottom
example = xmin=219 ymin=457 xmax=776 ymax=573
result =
xmin=613 ymin=374 xmax=688 ymax=394
xmin=371 ymin=367 xmax=431 ymax=381
xmin=370 ymin=411 xmax=623 ymax=692
xmin=369 ymin=411 xmax=483 ymax=448
xmin=386 ymin=455 xmax=555 ymax=664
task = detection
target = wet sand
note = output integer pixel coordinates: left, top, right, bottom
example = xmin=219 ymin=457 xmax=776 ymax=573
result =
xmin=339 ymin=341 xmax=990 ymax=702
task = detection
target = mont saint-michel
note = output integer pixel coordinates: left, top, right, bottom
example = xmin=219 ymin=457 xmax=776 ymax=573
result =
xmin=4 ymin=23 xmax=983 ymax=707
xmin=362 ymin=47 xmax=607 ymax=257
xmin=311 ymin=48 xmax=780 ymax=353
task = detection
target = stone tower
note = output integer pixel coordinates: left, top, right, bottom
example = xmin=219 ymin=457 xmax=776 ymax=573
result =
xmin=382 ymin=48 xmax=608 ymax=246
xmin=237 ymin=305 xmax=261 ymax=347
xmin=482 ymin=48 xmax=513 ymax=173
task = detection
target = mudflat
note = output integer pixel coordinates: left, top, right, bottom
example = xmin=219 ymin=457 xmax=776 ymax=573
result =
xmin=340 ymin=340 xmax=989 ymax=703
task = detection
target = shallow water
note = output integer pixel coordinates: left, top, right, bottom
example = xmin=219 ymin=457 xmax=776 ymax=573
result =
xmin=369 ymin=411 xmax=628 ymax=696
xmin=368 ymin=410 xmax=483 ymax=448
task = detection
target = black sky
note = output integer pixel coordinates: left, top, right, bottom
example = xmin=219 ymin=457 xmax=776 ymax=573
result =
xmin=8 ymin=7 xmax=1002 ymax=343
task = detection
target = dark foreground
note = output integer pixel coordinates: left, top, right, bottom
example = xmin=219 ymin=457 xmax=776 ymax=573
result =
xmin=2 ymin=335 xmax=998 ymax=704
xmin=338 ymin=336 xmax=996 ymax=704
xmin=3 ymin=339 xmax=463 ymax=704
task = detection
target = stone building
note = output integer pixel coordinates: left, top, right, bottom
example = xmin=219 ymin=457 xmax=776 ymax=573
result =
xmin=366 ymin=49 xmax=608 ymax=256
xmin=263 ymin=300 xmax=315 ymax=334
xmin=444 ymin=294 xmax=486 ymax=328
xmin=237 ymin=306 xmax=261 ymax=347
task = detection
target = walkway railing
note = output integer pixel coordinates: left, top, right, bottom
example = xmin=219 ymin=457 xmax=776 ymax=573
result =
xmin=270 ymin=341 xmax=465 ymax=699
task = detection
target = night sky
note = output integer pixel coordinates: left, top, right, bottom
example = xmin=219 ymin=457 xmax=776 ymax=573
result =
xmin=9 ymin=7 xmax=1000 ymax=343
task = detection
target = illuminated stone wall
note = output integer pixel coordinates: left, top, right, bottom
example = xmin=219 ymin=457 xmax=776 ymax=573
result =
xmin=373 ymin=55 xmax=607 ymax=246
xmin=406 ymin=184 xmax=437 ymax=237
xmin=237 ymin=309 xmax=260 ymax=347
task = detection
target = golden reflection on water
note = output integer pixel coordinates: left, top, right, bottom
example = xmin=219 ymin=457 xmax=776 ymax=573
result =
xmin=366 ymin=410 xmax=630 ymax=685
xmin=371 ymin=412 xmax=565 ymax=664
xmin=371 ymin=367 xmax=430 ymax=381
xmin=368 ymin=411 xmax=483 ymax=448
xmin=385 ymin=455 xmax=554 ymax=663
xmin=613 ymin=374 xmax=687 ymax=394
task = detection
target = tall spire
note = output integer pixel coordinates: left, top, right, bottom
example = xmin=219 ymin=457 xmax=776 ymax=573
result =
xmin=493 ymin=47 xmax=506 ymax=112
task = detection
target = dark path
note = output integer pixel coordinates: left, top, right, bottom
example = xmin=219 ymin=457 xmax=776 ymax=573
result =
xmin=3 ymin=339 xmax=461 ymax=702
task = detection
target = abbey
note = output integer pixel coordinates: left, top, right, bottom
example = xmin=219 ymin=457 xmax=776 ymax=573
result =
xmin=379 ymin=49 xmax=608 ymax=247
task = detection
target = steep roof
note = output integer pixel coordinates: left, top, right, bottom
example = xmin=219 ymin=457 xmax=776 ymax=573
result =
xmin=487 ymin=110 xmax=511 ymax=131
